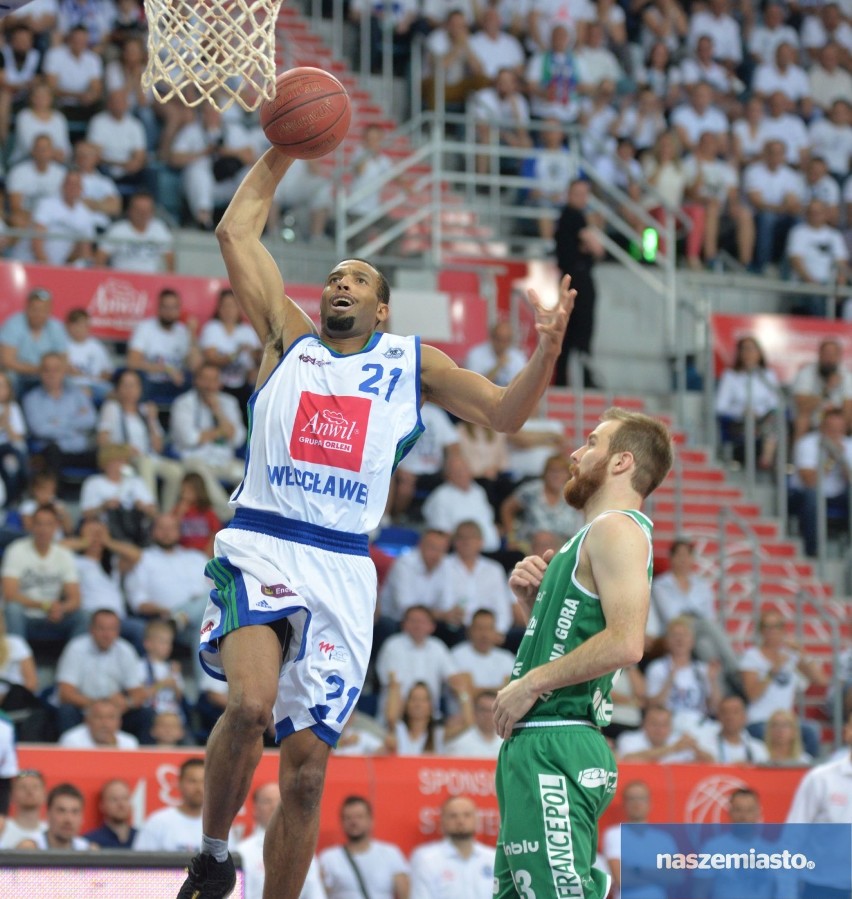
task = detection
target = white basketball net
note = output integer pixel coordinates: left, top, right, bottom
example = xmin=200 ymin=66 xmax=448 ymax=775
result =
xmin=142 ymin=0 xmax=284 ymax=112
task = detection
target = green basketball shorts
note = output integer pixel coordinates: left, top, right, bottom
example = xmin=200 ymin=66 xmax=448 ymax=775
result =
xmin=494 ymin=723 xmax=617 ymax=899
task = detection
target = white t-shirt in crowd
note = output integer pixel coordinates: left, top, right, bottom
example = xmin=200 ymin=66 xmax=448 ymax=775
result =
xmin=421 ymin=482 xmax=501 ymax=552
xmin=444 ymin=726 xmax=503 ymax=758
xmin=440 ymin=555 xmax=514 ymax=635
xmin=808 ymin=119 xmax=852 ymax=176
xmin=128 ymin=318 xmax=192 ymax=381
xmin=467 ymin=30 xmax=525 ymax=79
xmin=1 ymin=537 xmax=79 ymax=613
xmin=671 ymin=103 xmax=729 ymax=146
xmin=786 ymin=222 xmax=848 ymax=283
xmin=682 ymin=154 xmax=738 ymax=205
xmin=98 ymin=400 xmax=161 ymax=455
xmin=753 ymin=62 xmax=811 ymax=102
xmin=645 ymin=656 xmax=713 ymax=731
xmin=124 ymin=545 xmax=210 ymax=615
xmin=463 ymin=341 xmax=527 ymax=388
xmin=792 ymin=361 xmax=852 ymax=406
xmin=58 ymin=723 xmax=139 ymax=749
xmin=760 ymin=113 xmax=810 ymax=165
xmin=6 ymin=160 xmax=65 ymax=211
xmin=696 ymin=721 xmax=770 ymax=764
xmin=73 ymin=554 xmax=127 ymax=618
xmin=67 ymin=336 xmax=112 ymax=391
xmin=79 ymin=471 xmax=155 ymax=514
xmin=615 ymin=727 xmax=698 ymax=763
xmin=56 ymin=633 xmax=144 ymax=698
xmin=198 ymin=319 xmax=261 ymax=389
xmin=0 ymin=818 xmax=44 ymax=849
xmin=393 ymin=718 xmax=447 ymax=756
xmin=743 ymin=162 xmax=805 ymax=207
xmin=688 ymin=9 xmax=742 ymax=62
xmin=86 ymin=112 xmax=146 ymax=171
xmin=99 ymin=218 xmax=174 ymax=274
xmin=804 ymin=174 xmax=841 ymax=209
xmin=319 ymin=840 xmax=409 ymax=899
xmin=738 ymin=645 xmax=802 ymax=724
xmin=375 ymin=632 xmax=459 ymax=714
xmin=450 ymin=641 xmax=514 ymax=689
xmin=0 ymin=634 xmax=34 ymax=687
xmin=790 ymin=431 xmax=852 ymax=497
xmin=714 ymin=368 xmax=780 ymax=422
xmin=42 ymin=44 xmax=103 ymax=95
xmin=10 ymin=109 xmax=71 ymax=165
xmin=409 ymin=838 xmax=495 ymax=899
xmin=379 ymin=549 xmax=454 ymax=622
xmin=748 ymin=23 xmax=800 ymax=64
xmin=133 ymin=806 xmax=203 ymax=852
xmin=0 ymin=715 xmax=18 ymax=778
xmin=238 ymin=830 xmax=326 ymax=899
xmin=32 ymin=196 xmax=98 ymax=265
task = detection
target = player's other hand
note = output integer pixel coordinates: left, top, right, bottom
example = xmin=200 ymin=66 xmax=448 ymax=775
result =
xmin=526 ymin=274 xmax=576 ymax=357
xmin=509 ymin=549 xmax=554 ymax=608
xmin=493 ymin=676 xmax=539 ymax=739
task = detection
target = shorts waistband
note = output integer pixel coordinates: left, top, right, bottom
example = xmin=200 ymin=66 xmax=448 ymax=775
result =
xmin=513 ymin=719 xmax=600 ymax=731
xmin=228 ymin=508 xmax=370 ymax=556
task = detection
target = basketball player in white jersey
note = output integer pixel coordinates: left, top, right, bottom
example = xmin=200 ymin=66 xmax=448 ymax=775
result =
xmin=178 ymin=148 xmax=575 ymax=899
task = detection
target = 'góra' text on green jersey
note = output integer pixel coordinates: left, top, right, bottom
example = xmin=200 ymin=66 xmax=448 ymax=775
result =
xmin=511 ymin=509 xmax=654 ymax=727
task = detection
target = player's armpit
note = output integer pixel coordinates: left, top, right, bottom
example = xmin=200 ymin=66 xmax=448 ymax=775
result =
xmin=585 ymin=514 xmax=651 ymax=666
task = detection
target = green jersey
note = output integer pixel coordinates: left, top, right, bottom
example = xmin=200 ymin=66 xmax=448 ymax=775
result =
xmin=511 ymin=509 xmax=654 ymax=727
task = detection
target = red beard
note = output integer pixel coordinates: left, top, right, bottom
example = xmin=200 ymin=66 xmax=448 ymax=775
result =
xmin=563 ymin=455 xmax=609 ymax=510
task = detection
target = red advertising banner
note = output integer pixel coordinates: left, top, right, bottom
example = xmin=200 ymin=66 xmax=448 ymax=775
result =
xmin=710 ymin=313 xmax=852 ymax=383
xmin=0 ymin=261 xmax=487 ymax=362
xmin=17 ymin=747 xmax=809 ymax=853
xmin=0 ymin=261 xmax=319 ymax=341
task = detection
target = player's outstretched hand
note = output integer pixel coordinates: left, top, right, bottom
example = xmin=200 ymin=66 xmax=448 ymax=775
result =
xmin=526 ymin=274 xmax=576 ymax=357
xmin=508 ymin=549 xmax=554 ymax=612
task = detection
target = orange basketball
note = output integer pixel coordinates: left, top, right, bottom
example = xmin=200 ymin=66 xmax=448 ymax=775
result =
xmin=260 ymin=67 xmax=351 ymax=159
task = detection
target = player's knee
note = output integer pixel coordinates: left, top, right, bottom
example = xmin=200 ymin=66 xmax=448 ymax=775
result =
xmin=226 ymin=693 xmax=275 ymax=733
xmin=281 ymin=760 xmax=327 ymax=813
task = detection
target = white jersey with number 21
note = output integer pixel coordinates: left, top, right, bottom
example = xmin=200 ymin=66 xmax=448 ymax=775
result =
xmin=232 ymin=331 xmax=423 ymax=534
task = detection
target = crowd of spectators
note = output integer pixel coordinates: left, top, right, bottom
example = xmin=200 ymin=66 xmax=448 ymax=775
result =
xmin=412 ymin=0 xmax=852 ymax=281
xmin=0 ymin=283 xmax=841 ymax=780
xmin=0 ymin=0 xmax=850 ymax=275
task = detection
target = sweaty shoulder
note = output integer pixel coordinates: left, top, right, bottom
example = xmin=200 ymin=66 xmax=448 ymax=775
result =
xmin=584 ymin=511 xmax=651 ymax=555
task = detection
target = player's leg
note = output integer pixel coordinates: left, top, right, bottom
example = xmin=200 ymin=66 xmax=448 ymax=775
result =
xmin=494 ymin=741 xmax=522 ymax=898
xmin=204 ymin=625 xmax=283 ymax=839
xmin=262 ymin=729 xmax=332 ymax=899
xmin=178 ymin=625 xmax=282 ymax=898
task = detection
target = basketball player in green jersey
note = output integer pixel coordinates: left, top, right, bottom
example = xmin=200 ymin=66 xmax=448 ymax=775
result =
xmin=492 ymin=407 xmax=674 ymax=899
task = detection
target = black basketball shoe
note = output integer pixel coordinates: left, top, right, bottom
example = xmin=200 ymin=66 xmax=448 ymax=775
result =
xmin=176 ymin=852 xmax=236 ymax=898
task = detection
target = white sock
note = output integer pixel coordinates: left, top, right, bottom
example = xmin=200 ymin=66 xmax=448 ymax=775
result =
xmin=201 ymin=834 xmax=229 ymax=863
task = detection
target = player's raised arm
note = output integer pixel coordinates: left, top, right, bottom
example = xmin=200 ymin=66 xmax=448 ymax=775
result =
xmin=421 ymin=275 xmax=575 ymax=432
xmin=216 ymin=149 xmax=316 ymax=349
